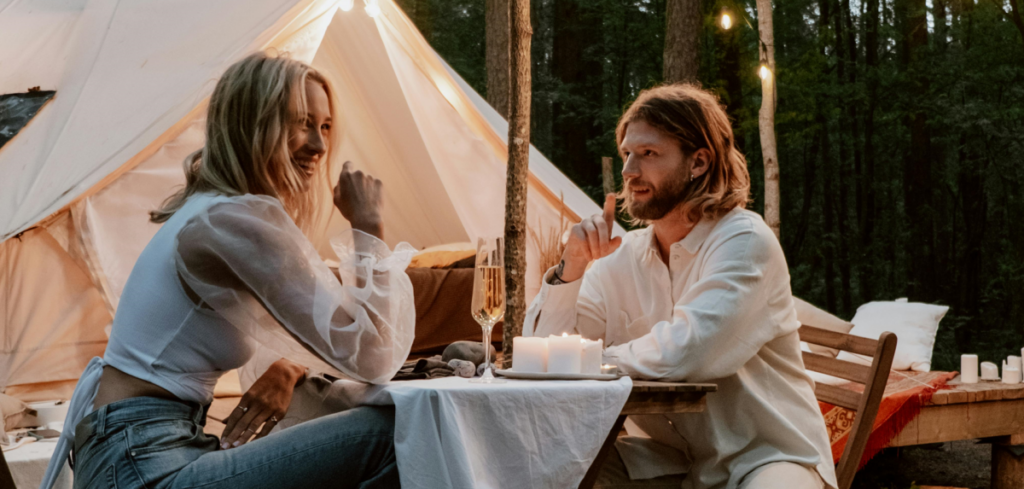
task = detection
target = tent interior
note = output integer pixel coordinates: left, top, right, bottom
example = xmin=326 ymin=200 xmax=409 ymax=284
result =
xmin=0 ymin=0 xmax=622 ymax=402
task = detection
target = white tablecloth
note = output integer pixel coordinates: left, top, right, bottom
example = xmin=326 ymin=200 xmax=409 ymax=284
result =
xmin=280 ymin=376 xmax=633 ymax=489
xmin=4 ymin=439 xmax=72 ymax=489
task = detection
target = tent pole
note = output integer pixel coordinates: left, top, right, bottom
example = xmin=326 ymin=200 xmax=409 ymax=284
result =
xmin=502 ymin=0 xmax=532 ymax=368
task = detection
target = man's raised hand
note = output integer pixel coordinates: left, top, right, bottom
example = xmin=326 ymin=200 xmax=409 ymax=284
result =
xmin=557 ymin=193 xmax=622 ymax=283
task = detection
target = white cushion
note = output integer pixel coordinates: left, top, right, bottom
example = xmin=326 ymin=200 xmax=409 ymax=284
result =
xmin=794 ymin=297 xmax=854 ymax=358
xmin=836 ymin=301 xmax=948 ymax=372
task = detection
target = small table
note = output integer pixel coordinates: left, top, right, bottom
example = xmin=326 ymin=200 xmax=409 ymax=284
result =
xmin=889 ymin=376 xmax=1024 ymax=489
xmin=580 ymin=381 xmax=718 ymax=489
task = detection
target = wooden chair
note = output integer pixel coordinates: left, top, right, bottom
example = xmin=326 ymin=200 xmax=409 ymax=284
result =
xmin=0 ymin=445 xmax=16 ymax=489
xmin=799 ymin=325 xmax=897 ymax=489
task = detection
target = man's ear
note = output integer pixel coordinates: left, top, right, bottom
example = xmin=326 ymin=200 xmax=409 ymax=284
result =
xmin=690 ymin=148 xmax=712 ymax=178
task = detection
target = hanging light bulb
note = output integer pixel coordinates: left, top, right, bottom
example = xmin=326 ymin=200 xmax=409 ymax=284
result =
xmin=364 ymin=0 xmax=381 ymax=17
xmin=339 ymin=0 xmax=354 ymax=12
xmin=759 ymin=65 xmax=772 ymax=81
xmin=721 ymin=13 xmax=732 ymax=30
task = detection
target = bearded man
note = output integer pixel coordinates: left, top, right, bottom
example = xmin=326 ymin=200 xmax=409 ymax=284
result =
xmin=523 ymin=84 xmax=836 ymax=489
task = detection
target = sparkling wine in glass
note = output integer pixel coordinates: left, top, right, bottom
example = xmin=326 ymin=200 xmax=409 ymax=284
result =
xmin=469 ymin=237 xmax=506 ymax=384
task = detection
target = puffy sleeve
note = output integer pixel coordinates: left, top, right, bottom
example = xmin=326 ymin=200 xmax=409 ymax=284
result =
xmin=174 ymin=194 xmax=416 ymax=384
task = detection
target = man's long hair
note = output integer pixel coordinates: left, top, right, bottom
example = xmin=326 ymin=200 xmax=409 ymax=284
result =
xmin=615 ymin=84 xmax=750 ymax=225
xmin=150 ymin=51 xmax=340 ymax=232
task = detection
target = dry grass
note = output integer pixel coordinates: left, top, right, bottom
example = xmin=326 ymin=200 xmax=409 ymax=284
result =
xmin=528 ymin=192 xmax=574 ymax=274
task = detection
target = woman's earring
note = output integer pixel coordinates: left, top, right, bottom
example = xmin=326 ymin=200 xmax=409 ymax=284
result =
xmin=690 ymin=174 xmax=695 ymax=182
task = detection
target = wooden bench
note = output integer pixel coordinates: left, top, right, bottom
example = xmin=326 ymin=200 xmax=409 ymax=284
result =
xmin=889 ymin=376 xmax=1024 ymax=489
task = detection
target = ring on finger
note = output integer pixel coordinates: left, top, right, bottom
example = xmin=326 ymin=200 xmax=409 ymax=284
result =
xmin=236 ymin=405 xmax=249 ymax=413
xmin=269 ymin=416 xmax=279 ymax=423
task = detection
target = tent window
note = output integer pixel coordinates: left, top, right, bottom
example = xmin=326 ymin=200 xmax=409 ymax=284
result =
xmin=0 ymin=88 xmax=56 ymax=150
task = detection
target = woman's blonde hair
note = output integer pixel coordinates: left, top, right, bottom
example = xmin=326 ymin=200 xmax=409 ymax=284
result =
xmin=615 ymin=83 xmax=750 ymax=225
xmin=151 ymin=51 xmax=339 ymax=232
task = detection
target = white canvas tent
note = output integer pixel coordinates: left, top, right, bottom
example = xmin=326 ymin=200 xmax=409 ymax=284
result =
xmin=0 ymin=0 xmax=621 ymax=400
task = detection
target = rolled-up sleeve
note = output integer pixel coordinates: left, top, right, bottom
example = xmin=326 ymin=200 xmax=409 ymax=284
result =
xmin=524 ymin=264 xmax=610 ymax=341
xmin=603 ymin=226 xmax=786 ymax=382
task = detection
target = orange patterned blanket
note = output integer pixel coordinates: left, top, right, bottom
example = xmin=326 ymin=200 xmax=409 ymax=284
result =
xmin=819 ymin=370 xmax=957 ymax=468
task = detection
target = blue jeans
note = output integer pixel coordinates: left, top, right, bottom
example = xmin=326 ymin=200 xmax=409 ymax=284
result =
xmin=72 ymin=397 xmax=399 ymax=488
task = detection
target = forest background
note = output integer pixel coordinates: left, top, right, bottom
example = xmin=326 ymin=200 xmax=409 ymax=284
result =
xmin=395 ymin=0 xmax=1024 ymax=372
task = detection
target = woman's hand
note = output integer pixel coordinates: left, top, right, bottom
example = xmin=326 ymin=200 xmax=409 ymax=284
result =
xmin=334 ymin=161 xmax=384 ymax=240
xmin=220 ymin=358 xmax=306 ymax=449
xmin=557 ymin=194 xmax=622 ymax=283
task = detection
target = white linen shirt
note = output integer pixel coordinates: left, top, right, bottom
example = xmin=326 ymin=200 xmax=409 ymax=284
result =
xmin=523 ymin=207 xmax=837 ymax=489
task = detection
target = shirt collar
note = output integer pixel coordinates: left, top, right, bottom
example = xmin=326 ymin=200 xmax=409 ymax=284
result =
xmin=636 ymin=216 xmax=717 ymax=262
xmin=680 ymin=217 xmax=715 ymax=255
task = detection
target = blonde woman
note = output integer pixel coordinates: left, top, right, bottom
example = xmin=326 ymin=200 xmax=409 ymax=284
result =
xmin=40 ymin=52 xmax=414 ymax=489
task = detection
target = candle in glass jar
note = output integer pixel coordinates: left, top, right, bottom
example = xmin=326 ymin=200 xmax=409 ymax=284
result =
xmin=512 ymin=336 xmax=548 ymax=373
xmin=548 ymin=333 xmax=583 ymax=374
xmin=960 ymin=354 xmax=979 ymax=384
xmin=600 ymin=364 xmax=618 ymax=376
xmin=580 ymin=338 xmax=603 ymax=374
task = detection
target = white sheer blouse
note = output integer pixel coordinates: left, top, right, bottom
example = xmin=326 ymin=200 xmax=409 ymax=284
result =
xmin=174 ymin=193 xmax=417 ymax=384
xmin=41 ymin=192 xmax=415 ymax=489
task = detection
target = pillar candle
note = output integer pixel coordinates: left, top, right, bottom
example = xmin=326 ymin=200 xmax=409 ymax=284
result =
xmin=1004 ymin=366 xmax=1022 ymax=384
xmin=1009 ymin=355 xmax=1022 ymax=374
xmin=981 ymin=361 xmax=999 ymax=380
xmin=547 ymin=333 xmax=582 ymax=374
xmin=960 ymin=354 xmax=979 ymax=384
xmin=512 ymin=337 xmax=548 ymax=373
xmin=580 ymin=338 xmax=603 ymax=374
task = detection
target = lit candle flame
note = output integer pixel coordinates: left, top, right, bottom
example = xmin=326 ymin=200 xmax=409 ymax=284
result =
xmin=721 ymin=13 xmax=732 ymax=30
xmin=562 ymin=332 xmax=568 ymax=337
xmin=759 ymin=65 xmax=771 ymax=81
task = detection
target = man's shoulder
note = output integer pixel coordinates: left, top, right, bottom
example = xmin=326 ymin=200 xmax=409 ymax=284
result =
xmin=713 ymin=207 xmax=776 ymax=240
xmin=707 ymin=207 xmax=785 ymax=259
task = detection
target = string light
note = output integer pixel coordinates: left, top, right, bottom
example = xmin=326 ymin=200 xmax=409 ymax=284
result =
xmin=339 ymin=0 xmax=354 ymax=11
xmin=721 ymin=13 xmax=732 ymax=30
xmin=364 ymin=0 xmax=381 ymax=17
xmin=759 ymin=65 xmax=772 ymax=81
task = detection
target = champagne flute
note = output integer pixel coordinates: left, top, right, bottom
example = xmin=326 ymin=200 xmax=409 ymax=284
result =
xmin=469 ymin=237 xmax=506 ymax=384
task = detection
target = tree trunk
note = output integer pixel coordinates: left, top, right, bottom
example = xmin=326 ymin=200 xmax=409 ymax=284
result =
xmin=860 ymin=0 xmax=879 ymax=302
xmin=664 ymin=0 xmax=702 ymax=84
xmin=486 ymin=0 xmax=510 ymax=119
xmin=833 ymin=0 xmax=853 ymax=314
xmin=502 ymin=0 xmax=532 ymax=368
xmin=818 ymin=0 xmax=837 ymax=313
xmin=552 ymin=0 xmax=603 ymax=188
xmin=756 ymin=0 xmax=780 ymax=240
xmin=901 ymin=0 xmax=935 ymax=301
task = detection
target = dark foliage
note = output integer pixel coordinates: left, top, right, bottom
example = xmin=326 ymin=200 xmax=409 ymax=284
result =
xmin=400 ymin=0 xmax=1024 ymax=371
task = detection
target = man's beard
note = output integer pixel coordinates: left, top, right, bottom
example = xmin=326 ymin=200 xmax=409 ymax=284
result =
xmin=623 ymin=172 xmax=690 ymax=221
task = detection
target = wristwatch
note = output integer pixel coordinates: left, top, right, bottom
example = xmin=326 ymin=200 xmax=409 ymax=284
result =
xmin=549 ymin=260 xmax=567 ymax=286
